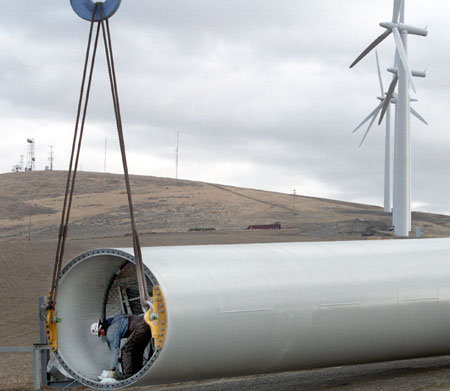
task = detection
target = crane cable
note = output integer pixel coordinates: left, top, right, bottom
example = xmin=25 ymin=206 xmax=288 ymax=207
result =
xmin=98 ymin=6 xmax=152 ymax=313
xmin=45 ymin=3 xmax=151 ymax=324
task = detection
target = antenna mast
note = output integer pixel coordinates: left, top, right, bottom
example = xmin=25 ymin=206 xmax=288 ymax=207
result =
xmin=26 ymin=138 xmax=35 ymax=171
xmin=47 ymin=145 xmax=54 ymax=171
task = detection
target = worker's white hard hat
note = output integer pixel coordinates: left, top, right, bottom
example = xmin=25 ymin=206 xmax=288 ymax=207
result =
xmin=90 ymin=320 xmax=101 ymax=336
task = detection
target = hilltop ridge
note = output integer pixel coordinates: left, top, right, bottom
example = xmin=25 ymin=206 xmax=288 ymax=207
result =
xmin=1 ymin=170 xmax=450 ymax=241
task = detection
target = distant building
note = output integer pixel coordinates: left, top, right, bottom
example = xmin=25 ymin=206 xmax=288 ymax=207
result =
xmin=247 ymin=223 xmax=281 ymax=230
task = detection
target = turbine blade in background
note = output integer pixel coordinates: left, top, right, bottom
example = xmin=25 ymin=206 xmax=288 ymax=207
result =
xmin=375 ymin=50 xmax=385 ymax=96
xmin=379 ymin=76 xmax=398 ymax=124
xmin=350 ymin=30 xmax=391 ymax=69
xmin=392 ymin=27 xmax=416 ymax=93
xmin=392 ymin=0 xmax=404 ymax=23
xmin=353 ymin=103 xmax=382 ymax=133
xmin=359 ymin=104 xmax=383 ymax=147
xmin=410 ymin=107 xmax=429 ymax=125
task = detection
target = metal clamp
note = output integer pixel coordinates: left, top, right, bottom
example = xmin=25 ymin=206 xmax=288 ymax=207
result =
xmin=144 ymin=286 xmax=167 ymax=350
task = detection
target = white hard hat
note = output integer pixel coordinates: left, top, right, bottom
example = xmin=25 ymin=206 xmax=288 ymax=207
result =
xmin=90 ymin=320 xmax=100 ymax=336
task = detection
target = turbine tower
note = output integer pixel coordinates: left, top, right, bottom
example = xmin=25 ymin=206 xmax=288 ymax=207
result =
xmin=350 ymin=0 xmax=427 ymax=237
xmin=382 ymin=54 xmax=427 ymax=231
xmin=352 ymin=51 xmax=393 ymax=213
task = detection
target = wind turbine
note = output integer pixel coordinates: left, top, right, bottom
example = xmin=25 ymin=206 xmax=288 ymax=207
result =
xmin=352 ymin=52 xmax=388 ymax=149
xmin=352 ymin=51 xmax=428 ymax=214
xmin=350 ymin=0 xmax=427 ymax=237
xmin=352 ymin=51 xmax=393 ymax=214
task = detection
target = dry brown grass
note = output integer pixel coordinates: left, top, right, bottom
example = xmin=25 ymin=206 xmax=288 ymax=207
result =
xmin=2 ymin=171 xmax=450 ymax=242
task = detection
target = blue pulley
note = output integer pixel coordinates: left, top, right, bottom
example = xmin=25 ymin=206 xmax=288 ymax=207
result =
xmin=70 ymin=0 xmax=122 ymax=21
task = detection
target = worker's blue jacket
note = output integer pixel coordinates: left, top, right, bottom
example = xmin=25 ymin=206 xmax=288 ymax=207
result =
xmin=104 ymin=314 xmax=129 ymax=371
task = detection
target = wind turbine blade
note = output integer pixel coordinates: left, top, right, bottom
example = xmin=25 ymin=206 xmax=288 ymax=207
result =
xmin=392 ymin=0 xmax=404 ymax=23
xmin=353 ymin=104 xmax=382 ymax=133
xmin=410 ymin=107 xmax=428 ymax=125
xmin=350 ymin=30 xmax=391 ymax=68
xmin=375 ymin=50 xmax=385 ymax=96
xmin=400 ymin=0 xmax=405 ymax=23
xmin=392 ymin=27 xmax=416 ymax=93
xmin=378 ymin=76 xmax=398 ymax=125
xmin=359 ymin=104 xmax=383 ymax=147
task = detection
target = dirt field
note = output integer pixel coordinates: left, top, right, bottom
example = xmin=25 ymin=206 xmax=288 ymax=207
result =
xmin=3 ymin=232 xmax=450 ymax=391
xmin=5 ymin=350 xmax=450 ymax=391
xmin=2 ymin=171 xmax=450 ymax=390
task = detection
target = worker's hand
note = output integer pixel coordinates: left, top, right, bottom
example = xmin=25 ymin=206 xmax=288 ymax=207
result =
xmin=106 ymin=370 xmax=116 ymax=379
xmin=98 ymin=370 xmax=112 ymax=381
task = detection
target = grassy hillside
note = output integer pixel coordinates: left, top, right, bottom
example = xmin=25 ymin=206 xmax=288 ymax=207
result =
xmin=2 ymin=170 xmax=450 ymax=242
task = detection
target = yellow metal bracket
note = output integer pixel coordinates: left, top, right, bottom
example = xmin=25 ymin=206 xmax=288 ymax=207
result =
xmin=144 ymin=285 xmax=167 ymax=350
xmin=44 ymin=295 xmax=59 ymax=352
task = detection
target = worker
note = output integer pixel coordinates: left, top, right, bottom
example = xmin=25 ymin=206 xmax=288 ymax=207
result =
xmin=90 ymin=313 xmax=152 ymax=380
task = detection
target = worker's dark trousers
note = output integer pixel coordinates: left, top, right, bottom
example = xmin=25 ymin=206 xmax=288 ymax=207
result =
xmin=121 ymin=317 xmax=152 ymax=377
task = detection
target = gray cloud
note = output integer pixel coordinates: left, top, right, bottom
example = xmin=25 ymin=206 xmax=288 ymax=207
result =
xmin=1 ymin=0 xmax=449 ymax=216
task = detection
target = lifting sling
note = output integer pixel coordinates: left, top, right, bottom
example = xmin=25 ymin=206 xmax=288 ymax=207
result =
xmin=43 ymin=2 xmax=154 ymax=351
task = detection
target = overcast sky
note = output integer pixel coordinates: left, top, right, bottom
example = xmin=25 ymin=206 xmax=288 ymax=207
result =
xmin=1 ymin=1 xmax=449 ymax=215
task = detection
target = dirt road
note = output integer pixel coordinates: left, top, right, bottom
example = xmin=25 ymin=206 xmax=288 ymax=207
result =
xmin=3 ymin=353 xmax=450 ymax=390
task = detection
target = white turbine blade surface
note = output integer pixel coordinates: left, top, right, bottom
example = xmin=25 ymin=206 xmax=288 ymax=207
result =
xmin=375 ymin=50 xmax=385 ymax=96
xmin=359 ymin=104 xmax=383 ymax=148
xmin=392 ymin=0 xmax=404 ymax=23
xmin=353 ymin=104 xmax=381 ymax=134
xmin=400 ymin=0 xmax=405 ymax=23
xmin=379 ymin=76 xmax=398 ymax=125
xmin=392 ymin=27 xmax=416 ymax=93
xmin=350 ymin=30 xmax=391 ymax=68
xmin=410 ymin=107 xmax=428 ymax=125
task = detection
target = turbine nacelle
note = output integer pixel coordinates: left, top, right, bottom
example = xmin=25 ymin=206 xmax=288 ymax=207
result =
xmin=379 ymin=22 xmax=428 ymax=37
xmin=391 ymin=93 xmax=419 ymax=104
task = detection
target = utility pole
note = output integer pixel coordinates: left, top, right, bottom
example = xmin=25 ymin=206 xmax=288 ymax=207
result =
xmin=293 ymin=189 xmax=296 ymax=212
xmin=28 ymin=214 xmax=31 ymax=241
xmin=175 ymin=132 xmax=179 ymax=179
xmin=104 ymin=138 xmax=107 ymax=173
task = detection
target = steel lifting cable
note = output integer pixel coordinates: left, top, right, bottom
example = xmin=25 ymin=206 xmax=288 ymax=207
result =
xmin=47 ymin=3 xmax=151 ymax=314
xmin=48 ymin=4 xmax=100 ymax=311
xmin=98 ymin=6 xmax=151 ymax=311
